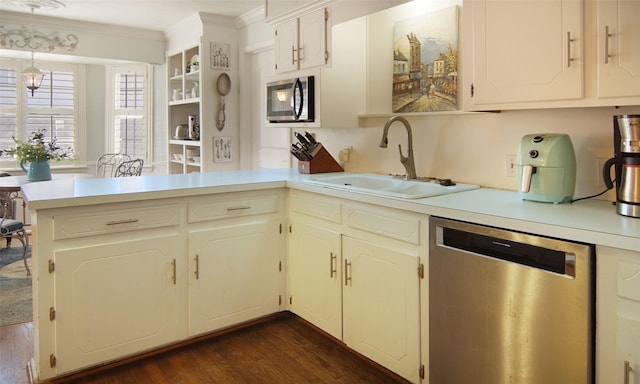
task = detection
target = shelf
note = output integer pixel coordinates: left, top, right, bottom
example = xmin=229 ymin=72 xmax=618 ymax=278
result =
xmin=170 ymin=139 xmax=201 ymax=146
xmin=358 ymin=110 xmax=499 ymax=119
xmin=170 ymin=159 xmax=201 ymax=167
xmin=185 ymin=70 xmax=200 ymax=79
xmin=167 ymin=44 xmax=202 ymax=175
xmin=169 ymin=97 xmax=201 ymax=106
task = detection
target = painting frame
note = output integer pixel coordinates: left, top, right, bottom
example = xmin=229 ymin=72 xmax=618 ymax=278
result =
xmin=392 ymin=6 xmax=459 ymax=113
xmin=211 ymin=42 xmax=230 ymax=70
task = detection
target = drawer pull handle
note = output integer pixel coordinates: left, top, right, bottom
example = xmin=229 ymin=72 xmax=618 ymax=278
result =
xmin=344 ymin=259 xmax=352 ymax=286
xmin=194 ymin=254 xmax=199 ymax=280
xmin=330 ymin=252 xmax=337 ymax=278
xmin=171 ymin=259 xmax=176 ymax=285
xmin=604 ymin=25 xmax=612 ymax=64
xmin=567 ymin=31 xmax=576 ymax=68
xmin=625 ymin=360 xmax=633 ymax=384
xmin=227 ymin=206 xmax=251 ymax=211
xmin=106 ymin=219 xmax=139 ymax=226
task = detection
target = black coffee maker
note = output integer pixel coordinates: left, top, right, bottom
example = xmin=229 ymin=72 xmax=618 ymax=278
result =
xmin=602 ymin=114 xmax=640 ymax=218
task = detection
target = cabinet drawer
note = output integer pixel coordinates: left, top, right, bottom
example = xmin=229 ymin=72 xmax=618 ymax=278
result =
xmin=290 ymin=192 xmax=342 ymax=224
xmin=188 ymin=193 xmax=281 ymax=223
xmin=53 ymin=204 xmax=182 ymax=240
xmin=345 ymin=204 xmax=421 ymax=245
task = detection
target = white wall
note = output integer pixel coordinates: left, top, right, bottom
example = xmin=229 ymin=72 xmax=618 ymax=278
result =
xmin=306 ymin=105 xmax=640 ymax=201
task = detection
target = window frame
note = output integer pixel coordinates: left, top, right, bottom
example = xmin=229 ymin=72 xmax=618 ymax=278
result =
xmin=0 ymin=58 xmax=86 ymax=170
xmin=105 ymin=64 xmax=153 ymax=166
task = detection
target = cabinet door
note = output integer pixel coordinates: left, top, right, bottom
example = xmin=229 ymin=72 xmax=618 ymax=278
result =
xmin=53 ymin=235 xmax=185 ymax=373
xmin=289 ymin=219 xmax=342 ymax=339
xmin=597 ymin=245 xmax=640 ymax=384
xmin=342 ymin=236 xmax=421 ymax=383
xmin=275 ymin=18 xmax=299 ymax=73
xmin=469 ymin=0 xmax=583 ymax=105
xmin=298 ymin=8 xmax=327 ymax=69
xmin=597 ymin=0 xmax=640 ymax=98
xmin=188 ymin=220 xmax=281 ymax=335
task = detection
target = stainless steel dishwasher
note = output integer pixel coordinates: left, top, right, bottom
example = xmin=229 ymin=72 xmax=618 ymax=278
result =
xmin=429 ymin=216 xmax=594 ymax=384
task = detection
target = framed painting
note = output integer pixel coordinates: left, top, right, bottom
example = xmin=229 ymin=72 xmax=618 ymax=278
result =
xmin=211 ymin=42 xmax=230 ymax=69
xmin=392 ymin=6 xmax=459 ymax=113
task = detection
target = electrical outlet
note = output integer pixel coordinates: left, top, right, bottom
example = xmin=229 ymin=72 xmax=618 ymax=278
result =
xmin=339 ymin=146 xmax=353 ymax=163
xmin=505 ymin=154 xmax=517 ymax=177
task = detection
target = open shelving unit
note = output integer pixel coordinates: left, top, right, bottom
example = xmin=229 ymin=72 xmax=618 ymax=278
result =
xmin=167 ymin=45 xmax=202 ymax=174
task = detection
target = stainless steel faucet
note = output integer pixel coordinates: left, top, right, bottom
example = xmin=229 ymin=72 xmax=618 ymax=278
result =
xmin=379 ymin=116 xmax=417 ymax=179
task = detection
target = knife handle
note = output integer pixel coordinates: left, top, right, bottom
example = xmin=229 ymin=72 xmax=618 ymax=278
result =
xmin=295 ymin=131 xmax=310 ymax=146
xmin=330 ymin=252 xmax=337 ymax=278
xmin=305 ymin=131 xmax=317 ymax=144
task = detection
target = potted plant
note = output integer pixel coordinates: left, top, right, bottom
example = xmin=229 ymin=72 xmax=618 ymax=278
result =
xmin=1 ymin=129 xmax=74 ymax=181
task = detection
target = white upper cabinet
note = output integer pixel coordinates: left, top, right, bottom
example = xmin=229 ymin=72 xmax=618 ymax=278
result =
xmin=274 ymin=8 xmax=329 ymax=73
xmin=596 ymin=0 xmax=640 ymax=98
xmin=274 ymin=18 xmax=299 ymax=73
xmin=467 ymin=0 xmax=583 ymax=106
xmin=298 ymin=9 xmax=329 ymax=69
xmin=464 ymin=0 xmax=640 ymax=110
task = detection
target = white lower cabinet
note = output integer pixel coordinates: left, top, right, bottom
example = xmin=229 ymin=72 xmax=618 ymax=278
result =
xmin=32 ymin=190 xmax=285 ymax=381
xmin=188 ymin=220 xmax=282 ymax=335
xmin=53 ymin=235 xmax=186 ymax=374
xmin=597 ymin=245 xmax=640 ymax=384
xmin=342 ymin=236 xmax=421 ymax=383
xmin=288 ymin=190 xmax=423 ymax=383
xmin=288 ymin=219 xmax=342 ymax=340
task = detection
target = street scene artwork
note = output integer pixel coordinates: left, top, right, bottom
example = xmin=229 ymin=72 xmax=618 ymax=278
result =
xmin=392 ymin=6 xmax=459 ymax=112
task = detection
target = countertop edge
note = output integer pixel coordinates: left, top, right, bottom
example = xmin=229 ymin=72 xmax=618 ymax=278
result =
xmin=20 ymin=169 xmax=640 ymax=252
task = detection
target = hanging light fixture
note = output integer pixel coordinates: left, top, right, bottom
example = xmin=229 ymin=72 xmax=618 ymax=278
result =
xmin=22 ymin=7 xmax=44 ymax=96
xmin=1 ymin=0 xmax=71 ymax=96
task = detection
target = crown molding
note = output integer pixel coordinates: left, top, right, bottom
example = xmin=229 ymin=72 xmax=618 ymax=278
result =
xmin=235 ymin=6 xmax=265 ymax=29
xmin=0 ymin=10 xmax=165 ymax=42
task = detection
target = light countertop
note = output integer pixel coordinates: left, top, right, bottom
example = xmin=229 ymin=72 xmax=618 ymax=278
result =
xmin=21 ymin=168 xmax=640 ymax=252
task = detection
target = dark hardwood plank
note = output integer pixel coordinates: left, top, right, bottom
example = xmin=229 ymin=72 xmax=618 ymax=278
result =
xmin=2 ymin=313 xmax=410 ymax=384
xmin=0 ymin=322 xmax=33 ymax=384
xmin=66 ymin=314 xmax=409 ymax=384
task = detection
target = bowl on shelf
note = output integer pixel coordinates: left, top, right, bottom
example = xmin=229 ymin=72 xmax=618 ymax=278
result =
xmin=172 ymin=154 xmax=183 ymax=161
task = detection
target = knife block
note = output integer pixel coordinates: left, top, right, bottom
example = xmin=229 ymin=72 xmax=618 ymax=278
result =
xmin=298 ymin=146 xmax=344 ymax=174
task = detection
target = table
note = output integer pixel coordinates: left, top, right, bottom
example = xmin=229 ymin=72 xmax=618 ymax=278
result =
xmin=0 ymin=173 xmax=92 ymax=226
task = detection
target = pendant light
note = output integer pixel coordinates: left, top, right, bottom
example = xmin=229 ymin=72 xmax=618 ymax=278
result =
xmin=21 ymin=6 xmax=44 ymax=96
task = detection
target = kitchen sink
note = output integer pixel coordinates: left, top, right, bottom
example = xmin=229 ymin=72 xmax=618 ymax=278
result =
xmin=303 ymin=173 xmax=479 ymax=199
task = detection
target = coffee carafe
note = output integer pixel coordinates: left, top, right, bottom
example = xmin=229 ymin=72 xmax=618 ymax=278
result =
xmin=602 ymin=114 xmax=640 ymax=218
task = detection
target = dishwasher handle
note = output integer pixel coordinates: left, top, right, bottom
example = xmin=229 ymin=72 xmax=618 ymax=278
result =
xmin=440 ymin=226 xmax=576 ymax=278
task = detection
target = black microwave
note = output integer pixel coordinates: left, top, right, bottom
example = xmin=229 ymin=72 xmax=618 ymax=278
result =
xmin=266 ymin=76 xmax=314 ymax=123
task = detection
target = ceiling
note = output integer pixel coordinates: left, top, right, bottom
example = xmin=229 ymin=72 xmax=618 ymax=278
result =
xmin=0 ymin=0 xmax=264 ymax=31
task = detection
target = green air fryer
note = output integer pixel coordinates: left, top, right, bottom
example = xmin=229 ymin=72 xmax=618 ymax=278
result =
xmin=516 ymin=134 xmax=576 ymax=204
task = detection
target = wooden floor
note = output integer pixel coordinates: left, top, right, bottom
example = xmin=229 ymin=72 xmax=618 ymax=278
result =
xmin=0 ymin=322 xmax=33 ymax=384
xmin=0 ymin=313 xmax=409 ymax=384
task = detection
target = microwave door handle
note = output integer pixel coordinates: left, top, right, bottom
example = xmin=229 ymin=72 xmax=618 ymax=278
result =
xmin=292 ymin=78 xmax=303 ymax=120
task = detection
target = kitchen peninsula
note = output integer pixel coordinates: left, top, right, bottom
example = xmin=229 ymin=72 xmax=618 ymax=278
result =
xmin=22 ymin=168 xmax=640 ymax=383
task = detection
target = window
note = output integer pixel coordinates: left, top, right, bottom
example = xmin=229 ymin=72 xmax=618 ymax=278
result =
xmin=0 ymin=59 xmax=81 ymax=167
xmin=107 ymin=64 xmax=152 ymax=164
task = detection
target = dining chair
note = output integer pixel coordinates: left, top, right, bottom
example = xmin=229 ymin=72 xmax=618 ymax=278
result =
xmin=96 ymin=153 xmax=131 ymax=178
xmin=114 ymin=158 xmax=144 ymax=177
xmin=0 ymin=193 xmax=30 ymax=276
